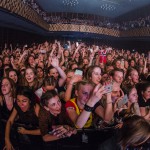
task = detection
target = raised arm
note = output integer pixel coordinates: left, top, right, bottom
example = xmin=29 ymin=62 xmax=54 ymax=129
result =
xmin=76 ymin=85 xmax=106 ymax=128
xmin=51 ymin=57 xmax=67 ymax=87
xmin=104 ymin=93 xmax=114 ymax=123
xmin=64 ymin=75 xmax=82 ymax=102
xmin=5 ymin=108 xmax=18 ymax=150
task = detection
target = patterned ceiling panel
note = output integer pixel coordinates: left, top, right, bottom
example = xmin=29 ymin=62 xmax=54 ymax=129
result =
xmin=36 ymin=0 xmax=150 ymax=18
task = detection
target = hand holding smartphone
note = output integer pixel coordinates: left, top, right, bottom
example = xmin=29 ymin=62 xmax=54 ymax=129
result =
xmin=117 ymin=94 xmax=128 ymax=109
xmin=104 ymin=83 xmax=113 ymax=93
xmin=74 ymin=69 xmax=83 ymax=76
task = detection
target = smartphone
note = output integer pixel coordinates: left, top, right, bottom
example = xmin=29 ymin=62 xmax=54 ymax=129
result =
xmin=76 ymin=42 xmax=79 ymax=47
xmin=104 ymin=83 xmax=113 ymax=93
xmin=75 ymin=69 xmax=83 ymax=76
xmin=121 ymin=60 xmax=124 ymax=68
xmin=64 ymin=44 xmax=69 ymax=49
xmin=40 ymin=50 xmax=46 ymax=54
xmin=89 ymin=48 xmax=93 ymax=53
xmin=48 ymin=130 xmax=55 ymax=135
xmin=117 ymin=94 xmax=128 ymax=109
xmin=24 ymin=44 xmax=28 ymax=48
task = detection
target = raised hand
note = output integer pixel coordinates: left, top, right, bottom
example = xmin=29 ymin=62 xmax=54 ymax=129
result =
xmin=17 ymin=127 xmax=27 ymax=134
xmin=52 ymin=43 xmax=57 ymax=50
xmin=51 ymin=57 xmax=59 ymax=68
xmin=94 ymin=46 xmax=99 ymax=53
xmin=90 ymin=84 xmax=106 ymax=104
xmin=4 ymin=140 xmax=14 ymax=150
xmin=69 ymin=74 xmax=82 ymax=85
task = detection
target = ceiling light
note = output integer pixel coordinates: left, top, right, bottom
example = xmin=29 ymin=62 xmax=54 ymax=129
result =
xmin=62 ymin=0 xmax=79 ymax=7
xmin=100 ymin=4 xmax=116 ymax=11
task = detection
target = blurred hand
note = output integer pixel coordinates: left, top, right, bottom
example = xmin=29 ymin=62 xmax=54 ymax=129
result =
xmin=51 ymin=57 xmax=59 ymax=67
xmin=52 ymin=125 xmax=69 ymax=138
xmin=4 ymin=140 xmax=14 ymax=150
xmin=90 ymin=84 xmax=106 ymax=104
xmin=69 ymin=74 xmax=82 ymax=85
xmin=17 ymin=127 xmax=27 ymax=134
xmin=52 ymin=43 xmax=57 ymax=50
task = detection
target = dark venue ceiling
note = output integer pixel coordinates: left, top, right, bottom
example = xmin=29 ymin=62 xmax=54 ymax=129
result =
xmin=36 ymin=0 xmax=150 ymax=18
xmin=0 ymin=0 xmax=150 ymax=42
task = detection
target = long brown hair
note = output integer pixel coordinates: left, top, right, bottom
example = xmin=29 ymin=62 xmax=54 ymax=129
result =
xmin=119 ymin=115 xmax=150 ymax=149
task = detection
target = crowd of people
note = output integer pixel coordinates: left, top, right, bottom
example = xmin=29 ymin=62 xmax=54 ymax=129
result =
xmin=22 ymin=0 xmax=150 ymax=31
xmin=0 ymin=40 xmax=150 ymax=150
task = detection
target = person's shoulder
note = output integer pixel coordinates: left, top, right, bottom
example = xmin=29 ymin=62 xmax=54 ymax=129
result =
xmin=34 ymin=103 xmax=40 ymax=116
xmin=65 ymin=99 xmax=76 ymax=109
xmin=35 ymin=87 xmax=43 ymax=98
xmin=0 ymin=95 xmax=3 ymax=105
xmin=39 ymin=106 xmax=49 ymax=118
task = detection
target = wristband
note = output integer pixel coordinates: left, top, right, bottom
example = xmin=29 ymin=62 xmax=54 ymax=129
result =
xmin=84 ymin=104 xmax=94 ymax=112
xmin=106 ymin=101 xmax=113 ymax=104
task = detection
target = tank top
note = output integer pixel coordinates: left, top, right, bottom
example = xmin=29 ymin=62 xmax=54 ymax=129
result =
xmin=0 ymin=98 xmax=14 ymax=121
xmin=70 ymin=98 xmax=93 ymax=128
xmin=15 ymin=103 xmax=39 ymax=129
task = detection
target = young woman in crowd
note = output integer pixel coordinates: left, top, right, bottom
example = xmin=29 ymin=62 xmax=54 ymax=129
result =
xmin=24 ymin=67 xmax=39 ymax=91
xmin=0 ymin=58 xmax=4 ymax=81
xmin=0 ymin=77 xmax=16 ymax=149
xmin=98 ymin=115 xmax=150 ymax=150
xmin=36 ymin=66 xmax=45 ymax=87
xmin=64 ymin=69 xmax=83 ymax=102
xmin=6 ymin=68 xmax=18 ymax=84
xmin=65 ymin=80 xmax=113 ymax=128
xmin=86 ymin=66 xmax=102 ymax=85
xmin=35 ymin=76 xmax=57 ymax=100
xmin=122 ymin=84 xmax=141 ymax=116
xmin=124 ymin=68 xmax=139 ymax=86
xmin=111 ymin=84 xmax=141 ymax=127
xmin=39 ymin=90 xmax=76 ymax=150
xmin=137 ymin=82 xmax=150 ymax=120
xmin=4 ymin=87 xmax=42 ymax=150
xmin=26 ymin=55 xmax=36 ymax=68
xmin=0 ymin=77 xmax=16 ymax=121
xmin=47 ymin=57 xmax=66 ymax=92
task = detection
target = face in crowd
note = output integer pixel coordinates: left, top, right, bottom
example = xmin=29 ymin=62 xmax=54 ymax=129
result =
xmin=66 ymin=71 xmax=75 ymax=85
xmin=142 ymin=85 xmax=150 ymax=100
xmin=128 ymin=87 xmax=138 ymax=103
xmin=9 ymin=70 xmax=18 ymax=83
xmin=129 ymin=70 xmax=139 ymax=84
xmin=25 ymin=68 xmax=36 ymax=85
xmin=1 ymin=78 xmax=12 ymax=96
xmin=28 ymin=56 xmax=35 ymax=67
xmin=75 ymin=82 xmax=93 ymax=109
xmin=111 ymin=82 xmax=123 ymax=103
xmin=37 ymin=67 xmax=44 ymax=79
xmin=86 ymin=66 xmax=101 ymax=85
xmin=17 ymin=94 xmax=30 ymax=112
xmin=48 ymin=68 xmax=59 ymax=80
xmin=45 ymin=95 xmax=61 ymax=116
xmin=112 ymin=70 xmax=124 ymax=85
xmin=3 ymin=57 xmax=10 ymax=65
xmin=41 ymin=90 xmax=62 ymax=116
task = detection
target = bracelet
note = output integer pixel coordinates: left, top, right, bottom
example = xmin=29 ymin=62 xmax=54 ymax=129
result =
xmin=106 ymin=101 xmax=113 ymax=104
xmin=84 ymin=104 xmax=94 ymax=112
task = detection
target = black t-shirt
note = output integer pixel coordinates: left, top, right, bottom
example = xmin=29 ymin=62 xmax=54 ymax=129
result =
xmin=138 ymin=95 xmax=150 ymax=107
